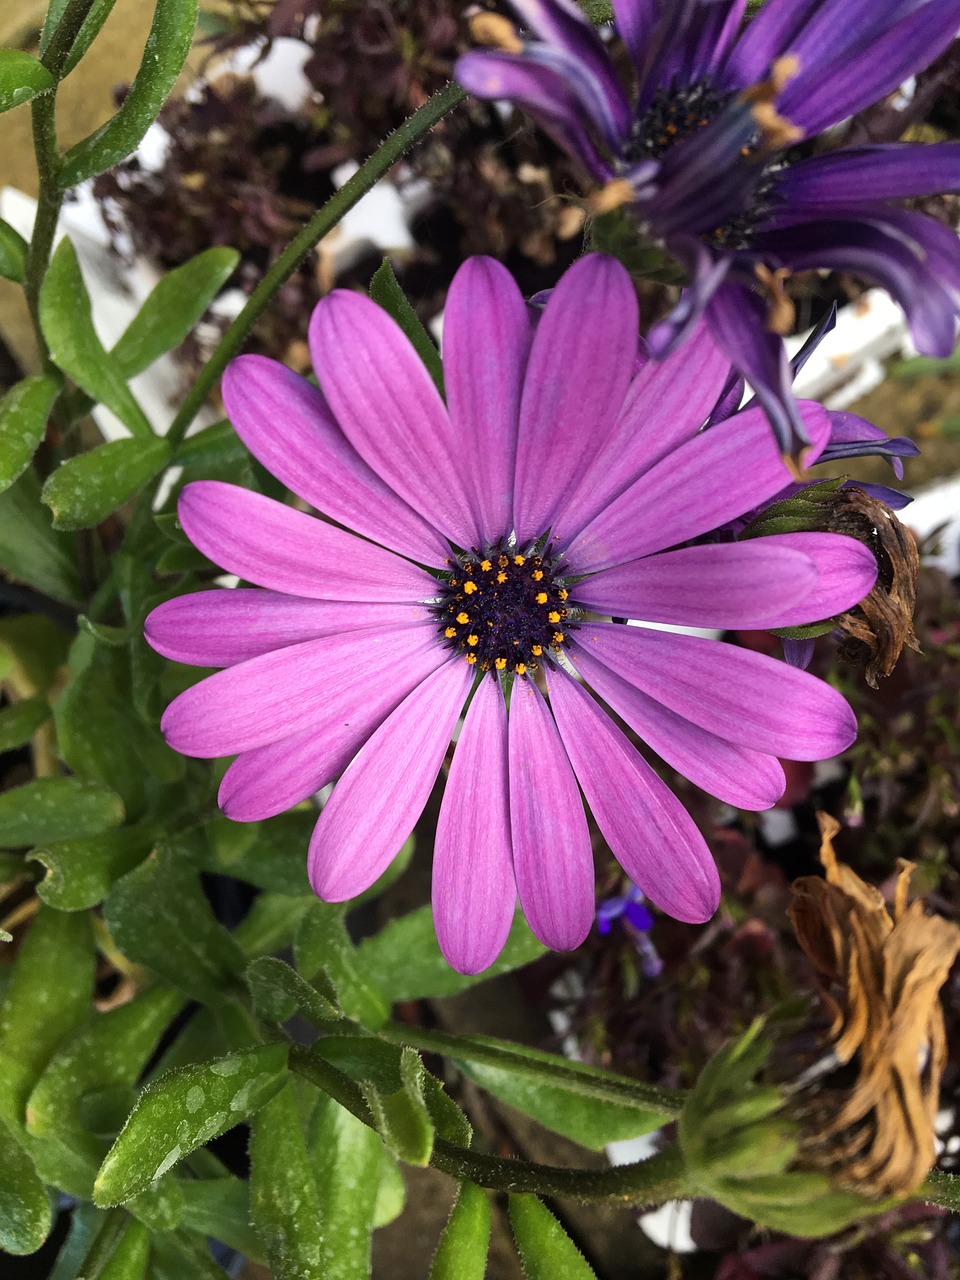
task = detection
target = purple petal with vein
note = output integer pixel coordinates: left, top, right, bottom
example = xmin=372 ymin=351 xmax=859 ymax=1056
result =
xmin=780 ymin=144 xmax=960 ymax=205
xmin=309 ymin=659 xmax=473 ymax=901
xmin=568 ymin=639 xmax=786 ymax=810
xmin=513 ymin=255 xmax=637 ymax=541
xmin=741 ymin=532 xmax=877 ymax=629
xmin=575 ymin=540 xmax=818 ymax=628
xmin=222 ymin=356 xmax=447 ymax=565
xmin=443 ymin=258 xmax=531 ymax=537
xmin=161 ymin=624 xmax=440 ymax=758
xmin=433 ymin=677 xmax=516 ymax=974
xmin=178 ymin=481 xmax=435 ymax=602
xmin=547 ymin=667 xmax=720 ymax=923
xmin=577 ymin=622 xmax=857 ymax=760
xmin=145 ymin=590 xmax=429 ymax=667
xmin=309 ymin=290 xmax=479 ymax=549
xmin=508 ymin=678 xmax=594 ymax=950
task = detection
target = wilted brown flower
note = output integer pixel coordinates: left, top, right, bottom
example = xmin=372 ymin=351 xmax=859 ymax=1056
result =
xmin=829 ymin=486 xmax=921 ymax=687
xmin=787 ymin=813 xmax=960 ymax=1199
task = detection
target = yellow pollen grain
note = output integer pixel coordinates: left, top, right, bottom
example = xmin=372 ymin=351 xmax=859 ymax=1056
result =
xmin=532 ymin=569 xmax=544 ymax=581
xmin=548 ymin=611 xmax=561 ymax=624
xmin=535 ymin=591 xmax=548 ymax=604
xmin=553 ymin=631 xmax=565 ymax=644
xmin=513 ymin=555 xmax=525 ymax=566
xmin=480 ymin=559 xmax=492 ymax=572
xmin=463 ymin=580 xmax=478 ymax=594
xmin=516 ymin=663 xmax=527 ymax=675
xmin=466 ymin=653 xmax=478 ymax=665
xmin=467 ymin=634 xmax=479 ymax=647
xmin=498 ymin=555 xmax=509 ymax=568
xmin=444 ymin=626 xmax=457 ymax=638
xmin=456 ymin=611 xmax=469 ymax=624
xmin=532 ymin=644 xmax=542 ymax=656
xmin=495 ymin=657 xmax=507 ymax=670
xmin=497 ymin=572 xmax=508 ymax=584
xmin=558 ymin=589 xmax=569 ymax=600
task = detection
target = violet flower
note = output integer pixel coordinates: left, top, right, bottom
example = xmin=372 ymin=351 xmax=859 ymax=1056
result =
xmin=456 ymin=0 xmax=960 ymax=459
xmin=146 ymin=254 xmax=877 ymax=974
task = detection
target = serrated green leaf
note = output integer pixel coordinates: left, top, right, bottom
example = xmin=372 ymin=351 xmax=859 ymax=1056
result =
xmin=179 ymin=1177 xmax=265 ymax=1262
xmin=97 ymin=1215 xmax=150 ymax=1280
xmin=59 ymin=0 xmax=200 ymax=187
xmin=112 ymin=248 xmax=239 ymax=376
xmin=43 ymin=437 xmax=171 ymax=530
xmin=0 ymin=1115 xmax=52 ymax=1255
xmin=104 ymin=842 xmax=247 ymax=1003
xmin=370 ymin=258 xmax=443 ymax=395
xmin=0 ymin=375 xmax=60 ymax=494
xmin=358 ymin=906 xmax=545 ymax=1002
xmin=0 ymin=218 xmax=28 ymax=284
xmin=0 ymin=51 xmax=53 ymax=114
xmin=0 ymin=698 xmax=50 ymax=752
xmin=95 ymin=1044 xmax=289 ymax=1206
xmin=295 ymin=906 xmax=389 ymax=1030
xmin=0 ymin=470 xmax=82 ymax=605
xmin=39 ymin=238 xmax=153 ymax=437
xmin=430 ymin=1181 xmax=490 ymax=1280
xmin=307 ymin=1095 xmax=381 ymax=1280
xmin=31 ymin=825 xmax=153 ymax=911
xmin=0 ymin=777 xmax=123 ymax=848
xmin=509 ymin=1195 xmax=598 ymax=1280
xmin=361 ymin=1048 xmax=434 ymax=1166
xmin=250 ymin=1081 xmax=325 ymax=1279
xmin=246 ymin=955 xmax=340 ymax=1026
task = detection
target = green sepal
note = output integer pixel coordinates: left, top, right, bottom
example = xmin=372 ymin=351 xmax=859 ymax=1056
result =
xmin=588 ymin=206 xmax=685 ymax=286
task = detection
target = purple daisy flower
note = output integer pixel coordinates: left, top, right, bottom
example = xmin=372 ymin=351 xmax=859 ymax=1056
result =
xmin=456 ymin=0 xmax=960 ymax=458
xmin=145 ymin=254 xmax=877 ymax=974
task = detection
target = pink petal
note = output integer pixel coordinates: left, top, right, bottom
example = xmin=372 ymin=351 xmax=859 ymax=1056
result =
xmin=741 ymin=532 xmax=878 ymax=628
xmin=508 ymin=678 xmax=594 ymax=950
xmin=547 ymin=666 xmax=720 ymax=924
xmin=145 ymin=589 xmax=430 ymax=667
xmin=222 ymin=356 xmax=447 ymax=565
xmin=433 ymin=677 xmax=516 ymax=974
xmin=309 ymin=290 xmax=479 ymax=549
xmin=308 ymin=659 xmax=474 ymax=901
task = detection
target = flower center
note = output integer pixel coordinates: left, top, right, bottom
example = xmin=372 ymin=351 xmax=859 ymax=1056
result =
xmin=433 ymin=539 xmax=572 ymax=676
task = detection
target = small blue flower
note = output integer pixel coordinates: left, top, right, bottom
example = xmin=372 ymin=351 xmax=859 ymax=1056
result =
xmin=596 ymin=883 xmax=664 ymax=977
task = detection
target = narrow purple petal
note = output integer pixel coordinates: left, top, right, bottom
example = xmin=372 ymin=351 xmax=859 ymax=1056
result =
xmin=308 ymin=659 xmax=473 ymax=901
xmin=161 ymin=623 xmax=441 ymax=758
xmin=721 ymin=0 xmax=827 ymax=88
xmin=611 ymin=0 xmax=658 ymax=78
xmin=684 ymin=0 xmax=748 ymax=78
xmin=850 ymin=481 xmax=913 ymax=510
xmin=553 ymin=318 xmax=732 ymax=540
xmin=780 ymin=144 xmax=960 ymax=205
xmin=308 ymin=290 xmax=479 ymax=549
xmin=145 ymin=590 xmax=429 ymax=667
xmin=221 ymin=356 xmax=447 ymax=565
xmin=645 ymin=241 xmax=731 ymax=356
xmin=514 ymin=255 xmax=638 ymax=541
xmin=783 ymin=637 xmax=815 ymax=669
xmin=574 ymin=540 xmax=818 ymax=628
xmin=443 ymin=258 xmax=531 ymax=537
xmin=546 ymin=667 xmax=720 ymax=924
xmin=822 ymin=411 xmax=919 ymax=478
xmin=576 ymin=622 xmax=858 ymax=760
xmin=433 ymin=677 xmax=516 ymax=974
xmin=568 ymin=639 xmax=786 ymax=809
xmin=178 ymin=482 xmax=435 ymax=602
xmin=218 ymin=632 xmax=450 ymax=820
xmin=563 ymin=401 xmax=830 ymax=572
xmin=744 ymin=532 xmax=877 ymax=629
xmin=508 ymin=677 xmax=594 ymax=950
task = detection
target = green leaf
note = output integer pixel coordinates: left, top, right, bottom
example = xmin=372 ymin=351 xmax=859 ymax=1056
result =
xmin=58 ymin=0 xmax=200 ymax=187
xmin=104 ymin=842 xmax=247 ymax=1004
xmin=204 ymin=811 xmax=312 ymax=896
xmin=26 ymin=985 xmax=183 ymax=1140
xmin=0 ymin=376 xmax=59 ymax=495
xmin=173 ymin=419 xmax=248 ymax=470
xmin=112 ymin=248 xmax=239 ymax=376
xmin=31 ymin=825 xmax=153 ymax=911
xmin=179 ymin=1177 xmax=265 ymax=1262
xmin=150 ymin=1229 xmax=232 ymax=1280
xmin=307 ymin=1095 xmax=381 ymax=1280
xmin=0 ymin=613 xmax=71 ymax=699
xmin=97 ymin=1216 xmax=150 ymax=1280
xmin=246 ymin=955 xmax=340 ymax=1026
xmin=231 ymin=892 xmax=317 ymax=961
xmin=0 ymin=1115 xmax=52 ymax=1254
xmin=358 ymin=906 xmax=545 ymax=1002
xmin=369 ymin=258 xmax=444 ymax=396
xmin=250 ymin=1082 xmax=325 ymax=1279
xmin=295 ymin=906 xmax=389 ymax=1030
xmin=0 ymin=470 xmax=83 ymax=605
xmin=0 ymin=777 xmax=123 ymax=848
xmin=61 ymin=0 xmax=121 ymax=79
xmin=0 ymin=219 xmax=28 ymax=284
xmin=95 ymin=1044 xmax=289 ymax=1206
xmin=430 ymin=1182 xmax=490 ymax=1280
xmin=40 ymin=239 xmax=154 ymax=436
xmin=0 ymin=906 xmax=94 ymax=1082
xmin=361 ymin=1048 xmax=435 ymax=1166
xmin=373 ymin=1148 xmax=405 ymax=1228
xmin=48 ymin=1202 xmax=105 ymax=1280
xmin=0 ymin=51 xmax=54 ymax=114
xmin=509 ymin=1195 xmax=598 ymax=1280
xmin=0 ymin=698 xmax=50 ymax=752
xmin=128 ymin=1176 xmax=183 ymax=1233
xmin=43 ymin=437 xmax=171 ymax=530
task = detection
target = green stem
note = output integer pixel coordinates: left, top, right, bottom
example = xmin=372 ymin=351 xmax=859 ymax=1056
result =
xmin=165 ymin=80 xmax=466 ymax=448
xmin=74 ymin=1205 xmax=127 ymax=1280
xmin=289 ymin=1046 xmax=689 ymax=1206
xmin=380 ymin=1021 xmax=684 ymax=1117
